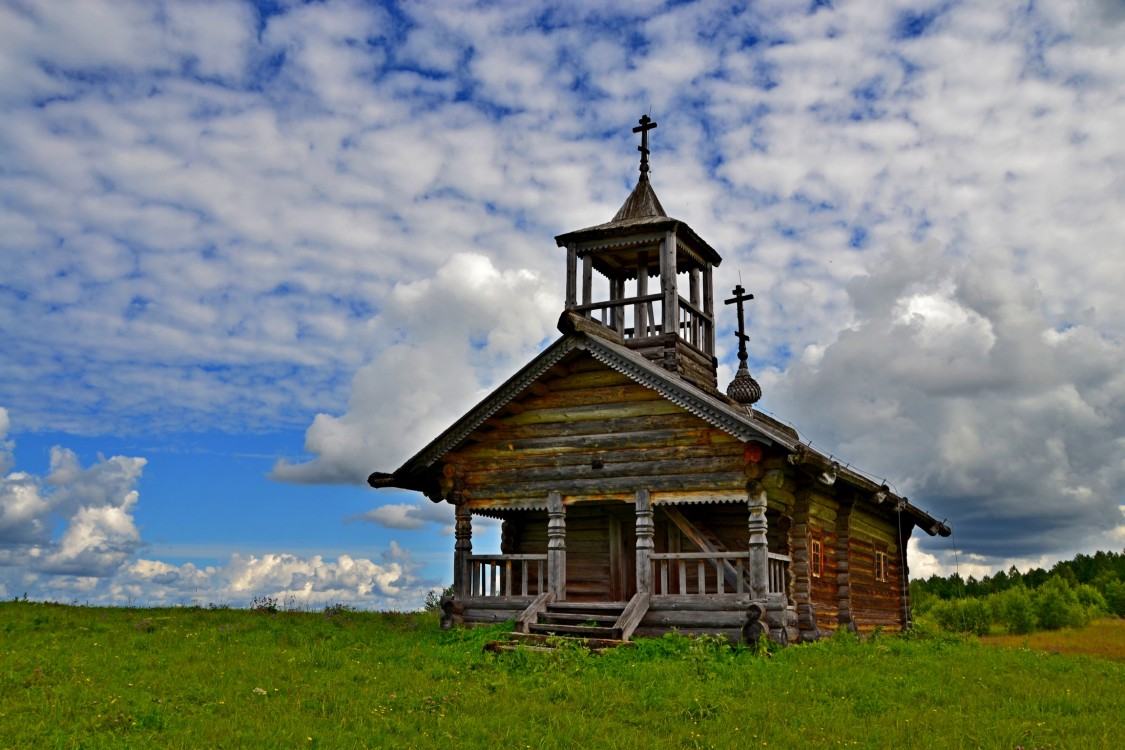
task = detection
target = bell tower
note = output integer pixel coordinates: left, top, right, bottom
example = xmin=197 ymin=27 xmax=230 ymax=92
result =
xmin=555 ymin=115 xmax=723 ymax=393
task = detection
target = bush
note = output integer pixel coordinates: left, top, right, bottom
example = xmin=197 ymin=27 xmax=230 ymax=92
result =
xmin=1034 ymin=576 xmax=1088 ymax=630
xmin=993 ymin=586 xmax=1037 ymax=635
xmin=930 ymin=598 xmax=991 ymax=636
xmin=1104 ymin=579 xmax=1125 ymax=618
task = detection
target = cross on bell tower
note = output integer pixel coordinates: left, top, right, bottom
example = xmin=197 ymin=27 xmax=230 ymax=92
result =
xmin=555 ymin=116 xmax=726 ymax=394
xmin=724 ymin=284 xmax=762 ymax=405
xmin=633 ymin=114 xmax=657 ymax=176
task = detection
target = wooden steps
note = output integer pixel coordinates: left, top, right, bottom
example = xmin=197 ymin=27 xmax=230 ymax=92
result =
xmin=486 ymin=594 xmax=652 ymax=652
xmin=528 ymin=600 xmax=627 ymax=640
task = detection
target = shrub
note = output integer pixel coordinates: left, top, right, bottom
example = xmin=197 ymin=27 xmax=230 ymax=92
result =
xmin=930 ymin=598 xmax=990 ymax=636
xmin=1034 ymin=576 xmax=1087 ymax=630
xmin=1104 ymin=579 xmax=1125 ymax=618
xmin=993 ymin=586 xmax=1037 ymax=635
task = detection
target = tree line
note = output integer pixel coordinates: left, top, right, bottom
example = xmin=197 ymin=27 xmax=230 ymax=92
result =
xmin=909 ymin=549 xmax=1125 ymax=635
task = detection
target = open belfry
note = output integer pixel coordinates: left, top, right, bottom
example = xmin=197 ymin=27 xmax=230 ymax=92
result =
xmin=369 ymin=117 xmax=950 ymax=647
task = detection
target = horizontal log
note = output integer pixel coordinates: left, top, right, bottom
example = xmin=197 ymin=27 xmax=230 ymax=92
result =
xmin=456 ymin=422 xmax=723 ymax=455
xmin=464 ymin=455 xmax=747 ymax=488
xmin=463 ymin=608 xmax=527 ymax=623
xmin=545 ymin=370 xmax=635 ymax=391
xmin=650 ymin=594 xmax=753 ymax=610
xmin=457 ymin=441 xmax=744 ymax=475
xmin=468 ymin=471 xmax=746 ymax=500
xmin=473 ymin=418 xmax=727 ymax=451
xmin=498 ymin=399 xmax=686 ymax=427
xmin=461 ymin=595 xmax=537 ymax=609
xmin=518 ymin=384 xmax=664 ymax=411
xmin=642 ymin=609 xmax=748 ymax=627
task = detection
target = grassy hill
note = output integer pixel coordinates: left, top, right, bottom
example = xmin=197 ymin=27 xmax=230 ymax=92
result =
xmin=2 ymin=601 xmax=1122 ymax=749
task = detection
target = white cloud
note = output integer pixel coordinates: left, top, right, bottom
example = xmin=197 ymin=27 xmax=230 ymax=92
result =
xmin=271 ymin=251 xmax=559 ymax=483
xmin=1 ymin=0 xmax=1124 ymax=586
xmin=0 ymin=410 xmax=431 ymax=608
xmin=348 ymin=500 xmax=455 ymax=533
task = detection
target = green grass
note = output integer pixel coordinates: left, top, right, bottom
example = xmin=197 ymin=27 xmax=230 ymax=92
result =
xmin=2 ymin=602 xmax=1123 ymax=749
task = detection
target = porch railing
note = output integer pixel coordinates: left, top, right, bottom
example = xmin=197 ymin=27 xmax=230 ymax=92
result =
xmin=467 ymin=554 xmax=547 ymax=597
xmin=649 ymin=551 xmax=791 ymax=597
xmin=768 ymin=553 xmax=790 ymax=597
xmin=650 ymin=552 xmax=748 ymax=595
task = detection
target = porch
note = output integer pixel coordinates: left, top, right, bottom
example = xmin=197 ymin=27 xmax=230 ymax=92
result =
xmin=445 ymin=487 xmax=799 ymax=644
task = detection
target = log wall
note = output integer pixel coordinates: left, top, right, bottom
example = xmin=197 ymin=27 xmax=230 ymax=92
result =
xmin=848 ymin=504 xmax=906 ymax=633
xmin=447 ymin=357 xmax=747 ymax=507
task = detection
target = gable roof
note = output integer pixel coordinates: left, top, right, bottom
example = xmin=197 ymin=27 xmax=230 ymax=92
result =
xmin=369 ymin=331 xmax=950 ymax=537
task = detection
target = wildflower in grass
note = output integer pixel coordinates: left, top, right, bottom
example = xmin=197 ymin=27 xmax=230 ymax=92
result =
xmin=252 ymin=687 xmax=267 ymax=696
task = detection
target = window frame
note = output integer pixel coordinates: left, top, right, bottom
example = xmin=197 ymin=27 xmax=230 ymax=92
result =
xmin=810 ymin=537 xmax=823 ymax=579
xmin=875 ymin=550 xmax=889 ymax=583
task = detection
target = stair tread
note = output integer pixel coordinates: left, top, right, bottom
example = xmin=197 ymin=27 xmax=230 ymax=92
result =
xmin=547 ymin=601 xmax=628 ymax=612
xmin=528 ymin=623 xmax=619 ymax=638
xmin=539 ymin=612 xmax=619 ymax=624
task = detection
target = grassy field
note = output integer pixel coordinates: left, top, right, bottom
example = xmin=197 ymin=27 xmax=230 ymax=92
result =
xmin=2 ymin=602 xmax=1122 ymax=749
xmin=980 ymin=617 xmax=1125 ymax=662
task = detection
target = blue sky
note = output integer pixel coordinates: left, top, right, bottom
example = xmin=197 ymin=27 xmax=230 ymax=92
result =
xmin=2 ymin=0 xmax=1124 ymax=608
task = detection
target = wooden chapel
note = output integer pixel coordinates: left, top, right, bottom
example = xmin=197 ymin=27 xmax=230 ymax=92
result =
xmin=369 ymin=116 xmax=951 ymax=645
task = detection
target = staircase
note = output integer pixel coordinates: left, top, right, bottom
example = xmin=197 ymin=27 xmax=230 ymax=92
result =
xmin=484 ymin=592 xmax=650 ymax=653
xmin=528 ymin=601 xmax=625 ymax=640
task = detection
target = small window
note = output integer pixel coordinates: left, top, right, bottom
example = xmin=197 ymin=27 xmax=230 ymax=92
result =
xmin=875 ymin=551 xmax=889 ymax=583
xmin=810 ymin=538 xmax=823 ymax=578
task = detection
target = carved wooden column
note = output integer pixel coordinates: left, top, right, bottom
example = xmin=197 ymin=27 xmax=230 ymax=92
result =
xmin=547 ymin=490 xmax=567 ymax=600
xmin=635 ymin=489 xmax=654 ymax=594
xmin=747 ymin=480 xmax=769 ymax=601
xmin=453 ymin=500 xmax=472 ymax=599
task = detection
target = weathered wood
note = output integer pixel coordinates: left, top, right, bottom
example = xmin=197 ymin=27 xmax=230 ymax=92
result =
xmin=650 ymin=593 xmax=752 ymax=610
xmin=747 ymin=481 xmax=769 ymax=601
xmin=467 ymin=471 xmax=746 ymax=501
xmin=614 ymin=591 xmax=652 ymax=641
xmin=641 ymin=609 xmax=749 ymax=628
xmin=565 ymin=243 xmax=577 ymax=308
xmin=660 ymin=230 xmax=678 ymax=343
xmin=547 ymin=491 xmax=566 ymax=600
xmin=464 ymin=454 xmax=746 ymax=488
xmin=661 ymin=505 xmax=744 ymax=592
xmin=454 ymin=503 xmax=472 ymax=598
xmin=516 ymin=591 xmax=555 ymax=633
xmin=635 ymin=489 xmax=655 ymax=594
xmin=582 ymin=255 xmax=592 ymax=306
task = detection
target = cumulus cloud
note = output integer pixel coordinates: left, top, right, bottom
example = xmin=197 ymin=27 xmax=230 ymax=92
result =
xmin=271 ymin=252 xmax=559 ymax=483
xmin=0 ymin=412 xmax=146 ymax=576
xmin=0 ymin=410 xmax=433 ymax=607
xmin=347 ymin=501 xmax=455 ymax=533
xmin=2 ymin=0 xmax=1125 ymax=585
xmin=766 ymin=239 xmax=1125 ymax=568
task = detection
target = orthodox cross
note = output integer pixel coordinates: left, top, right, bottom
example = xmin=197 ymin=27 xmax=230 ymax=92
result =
xmin=724 ymin=284 xmax=755 ymax=367
xmin=633 ymin=114 xmax=657 ymax=175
